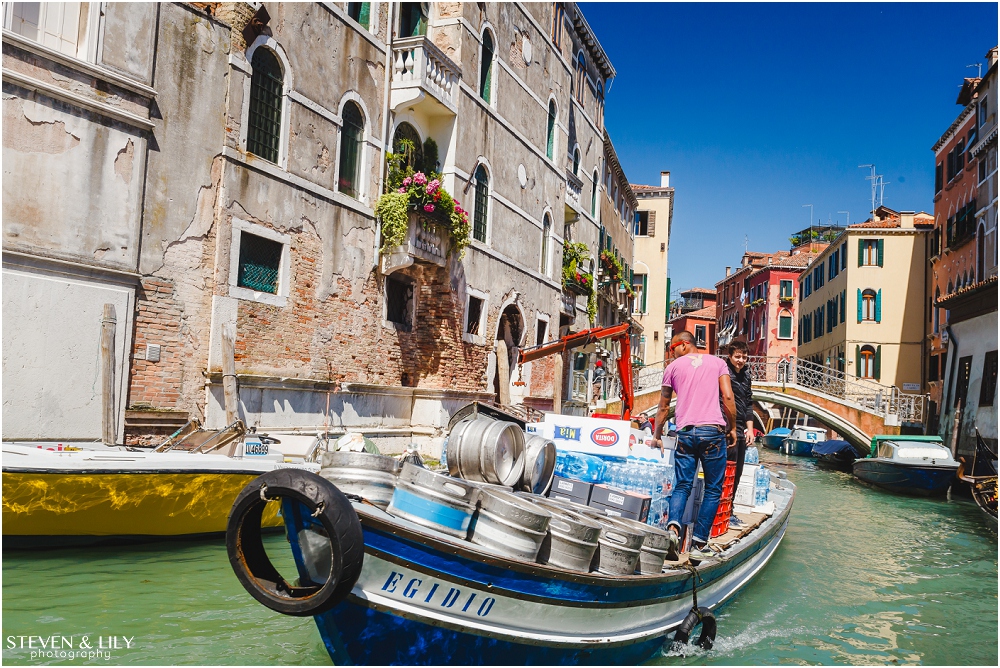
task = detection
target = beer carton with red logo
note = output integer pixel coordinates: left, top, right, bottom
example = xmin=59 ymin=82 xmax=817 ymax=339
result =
xmin=541 ymin=414 xmax=631 ymax=458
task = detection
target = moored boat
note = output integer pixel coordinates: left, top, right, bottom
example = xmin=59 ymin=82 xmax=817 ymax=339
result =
xmin=1 ymin=421 xmax=319 ymax=547
xmin=781 ymin=426 xmax=826 ymax=457
xmin=760 ymin=427 xmax=791 ymax=450
xmin=852 ymin=435 xmax=958 ymax=497
xmin=811 ymin=439 xmax=865 ymax=471
xmin=226 ymin=465 xmax=796 ymax=665
xmin=956 ymin=431 xmax=998 ymax=525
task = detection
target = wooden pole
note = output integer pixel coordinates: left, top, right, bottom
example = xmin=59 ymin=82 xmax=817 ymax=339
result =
xmin=222 ymin=323 xmax=239 ymax=425
xmin=552 ymin=354 xmax=563 ymax=415
xmin=100 ymin=304 xmax=117 ymax=445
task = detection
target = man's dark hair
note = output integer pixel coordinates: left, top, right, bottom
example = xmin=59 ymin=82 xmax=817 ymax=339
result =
xmin=728 ymin=340 xmax=749 ymax=355
xmin=672 ymin=330 xmax=695 ymax=344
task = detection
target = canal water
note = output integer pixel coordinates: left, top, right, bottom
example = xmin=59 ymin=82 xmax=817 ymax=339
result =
xmin=3 ymin=449 xmax=997 ymax=665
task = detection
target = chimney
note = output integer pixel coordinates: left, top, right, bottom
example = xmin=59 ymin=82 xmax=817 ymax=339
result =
xmin=660 ymin=171 xmax=670 ymax=188
xmin=900 ymin=211 xmax=915 ymax=229
xmin=725 ymin=266 xmax=731 ymax=277
xmin=988 ymin=46 xmax=998 ymax=68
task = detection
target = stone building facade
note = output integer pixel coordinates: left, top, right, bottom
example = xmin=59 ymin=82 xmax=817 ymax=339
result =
xmin=630 ymin=172 xmax=673 ymax=366
xmin=2 ymin=2 xmax=635 ymax=453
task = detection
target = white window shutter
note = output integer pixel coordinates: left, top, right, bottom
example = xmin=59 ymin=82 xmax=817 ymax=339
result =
xmin=647 ymin=210 xmax=656 ymax=237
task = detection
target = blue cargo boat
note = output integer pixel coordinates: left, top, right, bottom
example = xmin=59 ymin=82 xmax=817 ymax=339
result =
xmin=852 ymin=435 xmax=959 ymax=496
xmin=226 ymin=468 xmax=795 ymax=665
xmin=811 ymin=439 xmax=865 ymax=471
xmin=781 ymin=426 xmax=826 ymax=457
xmin=760 ymin=427 xmax=791 ymax=450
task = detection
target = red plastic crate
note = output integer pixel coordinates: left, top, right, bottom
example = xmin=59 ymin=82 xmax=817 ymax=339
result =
xmin=710 ymin=514 xmax=731 ymax=538
xmin=710 ymin=462 xmax=738 ymax=538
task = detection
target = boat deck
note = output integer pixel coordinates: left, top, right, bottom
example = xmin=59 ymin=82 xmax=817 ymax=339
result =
xmin=660 ymin=509 xmax=771 ymax=567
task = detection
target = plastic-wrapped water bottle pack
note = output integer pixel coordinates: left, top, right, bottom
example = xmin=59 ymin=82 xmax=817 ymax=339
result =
xmin=744 ymin=445 xmax=759 ymax=464
xmin=754 ymin=465 xmax=770 ymax=505
xmin=553 ymin=450 xmax=607 ymax=484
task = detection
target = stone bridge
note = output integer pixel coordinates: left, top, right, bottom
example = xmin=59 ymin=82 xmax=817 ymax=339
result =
xmin=618 ymin=355 xmax=928 ymax=452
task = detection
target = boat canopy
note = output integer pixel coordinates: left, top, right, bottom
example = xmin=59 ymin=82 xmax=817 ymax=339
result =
xmin=810 ymin=440 xmax=854 ymax=456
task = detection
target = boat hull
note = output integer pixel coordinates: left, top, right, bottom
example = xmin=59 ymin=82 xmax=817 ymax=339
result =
xmin=760 ymin=434 xmax=787 ymax=450
xmin=782 ymin=438 xmax=815 ymax=457
xmin=814 ymin=452 xmax=854 ymax=471
xmin=282 ymin=483 xmax=794 ymax=665
xmin=2 ymin=471 xmax=282 ymax=546
xmin=852 ymin=460 xmax=957 ymax=496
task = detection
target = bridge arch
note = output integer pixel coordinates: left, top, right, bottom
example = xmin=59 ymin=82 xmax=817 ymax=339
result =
xmin=753 ymin=388 xmax=871 ymax=452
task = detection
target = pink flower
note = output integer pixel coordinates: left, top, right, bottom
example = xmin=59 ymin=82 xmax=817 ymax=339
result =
xmin=397 ymin=187 xmax=407 ymax=193
xmin=402 ymin=177 xmax=412 ymax=186
xmin=413 ymin=172 xmax=427 ymax=186
xmin=423 ymin=203 xmax=435 ymax=213
xmin=426 ymin=179 xmax=440 ymax=194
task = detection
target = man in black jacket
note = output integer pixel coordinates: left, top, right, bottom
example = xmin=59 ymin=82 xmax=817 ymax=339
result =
xmin=725 ymin=340 xmax=755 ymax=527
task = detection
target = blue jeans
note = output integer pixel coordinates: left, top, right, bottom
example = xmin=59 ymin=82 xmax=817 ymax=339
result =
xmin=667 ymin=426 xmax=728 ymax=544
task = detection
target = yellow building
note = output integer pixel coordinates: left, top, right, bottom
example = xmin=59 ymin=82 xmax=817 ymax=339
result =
xmin=630 ymin=173 xmax=673 ymax=365
xmin=796 ymin=207 xmax=931 ymax=389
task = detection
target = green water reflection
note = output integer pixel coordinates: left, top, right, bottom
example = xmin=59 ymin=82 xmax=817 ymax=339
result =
xmin=3 ymin=450 xmax=996 ymax=665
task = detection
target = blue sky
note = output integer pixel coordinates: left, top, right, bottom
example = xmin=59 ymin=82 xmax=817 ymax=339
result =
xmin=584 ymin=1 xmax=998 ymax=292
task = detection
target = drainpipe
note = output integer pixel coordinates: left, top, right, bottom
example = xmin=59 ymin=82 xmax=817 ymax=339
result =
xmin=375 ymin=1 xmax=396 ymax=270
xmin=943 ymin=324 xmax=960 ymax=452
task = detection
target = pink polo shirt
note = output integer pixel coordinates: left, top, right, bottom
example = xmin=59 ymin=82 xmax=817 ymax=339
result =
xmin=661 ymin=354 xmax=730 ymax=428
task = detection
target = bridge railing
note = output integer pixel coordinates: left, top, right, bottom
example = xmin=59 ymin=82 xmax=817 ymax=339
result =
xmin=632 ymin=354 xmax=925 ymax=423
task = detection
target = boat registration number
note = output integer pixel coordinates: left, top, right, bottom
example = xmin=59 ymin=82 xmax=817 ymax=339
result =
xmin=245 ymin=441 xmax=269 ymax=456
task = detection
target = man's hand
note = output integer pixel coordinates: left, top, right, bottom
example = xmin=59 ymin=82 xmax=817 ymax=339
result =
xmin=744 ymin=428 xmax=753 ymax=442
xmin=652 ymin=438 xmax=664 ymax=454
xmin=727 ymin=428 xmax=738 ymax=447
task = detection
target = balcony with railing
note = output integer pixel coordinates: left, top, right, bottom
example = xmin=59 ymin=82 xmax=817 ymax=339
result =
xmin=389 ymin=36 xmax=461 ymax=115
xmin=381 ymin=210 xmax=450 ymax=275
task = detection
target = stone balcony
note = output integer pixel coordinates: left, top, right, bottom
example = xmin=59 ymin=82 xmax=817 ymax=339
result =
xmin=381 ymin=211 xmax=449 ymax=275
xmin=566 ymin=171 xmax=584 ymax=210
xmin=389 ymin=36 xmax=461 ymax=115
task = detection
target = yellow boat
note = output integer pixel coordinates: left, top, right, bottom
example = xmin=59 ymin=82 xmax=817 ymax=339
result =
xmin=2 ymin=421 xmax=320 ymax=547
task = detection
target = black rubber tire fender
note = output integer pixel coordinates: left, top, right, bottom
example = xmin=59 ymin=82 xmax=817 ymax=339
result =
xmin=226 ymin=468 xmax=364 ymax=617
xmin=673 ymin=606 xmax=717 ymax=650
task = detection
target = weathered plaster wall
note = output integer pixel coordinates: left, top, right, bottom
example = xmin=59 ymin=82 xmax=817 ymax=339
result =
xmin=100 ymin=2 xmax=158 ymax=84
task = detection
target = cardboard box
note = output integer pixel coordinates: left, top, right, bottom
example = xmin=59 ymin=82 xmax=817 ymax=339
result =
xmin=629 ymin=430 xmax=676 ymax=464
xmin=541 ymin=414 xmax=631 ymax=458
xmin=548 ymin=476 xmax=593 ymax=504
xmin=590 ymin=485 xmax=651 ymax=522
xmin=734 ymin=481 xmax=754 ymax=507
xmin=588 ymin=501 xmax=648 ymax=522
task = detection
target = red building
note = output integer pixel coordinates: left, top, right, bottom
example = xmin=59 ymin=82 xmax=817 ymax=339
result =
xmin=668 ymin=288 xmax=717 ymax=354
xmin=716 ymin=250 xmax=814 ymax=356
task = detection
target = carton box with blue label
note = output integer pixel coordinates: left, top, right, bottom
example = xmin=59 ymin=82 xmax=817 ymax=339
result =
xmin=539 ymin=414 xmax=632 ymax=458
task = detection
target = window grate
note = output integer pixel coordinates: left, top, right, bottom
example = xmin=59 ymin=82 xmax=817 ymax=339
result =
xmin=238 ymin=232 xmax=282 ymax=294
xmin=247 ymin=49 xmax=283 ymax=163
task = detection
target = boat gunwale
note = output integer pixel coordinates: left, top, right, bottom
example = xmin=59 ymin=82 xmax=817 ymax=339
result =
xmin=350 ymin=481 xmax=795 ymax=595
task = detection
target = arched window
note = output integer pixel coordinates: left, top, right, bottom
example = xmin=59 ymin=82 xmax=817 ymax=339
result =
xmin=575 ymin=51 xmax=586 ymax=103
xmin=596 ymin=80 xmax=605 ymax=123
xmin=540 ymin=213 xmax=551 ymax=275
xmin=572 ymin=146 xmax=581 ymax=175
xmin=479 ymin=30 xmax=494 ymax=103
xmin=591 ymin=170 xmax=599 ymax=217
xmin=546 ymin=99 xmax=556 ymax=159
xmin=861 ymin=289 xmax=877 ymax=321
xmin=338 ymin=101 xmax=365 ymax=198
xmin=392 ymin=122 xmax=423 ymax=172
xmin=247 ymin=48 xmax=284 ymax=163
xmin=859 ymin=345 xmax=877 ymax=380
xmin=473 ymin=164 xmax=489 ymax=243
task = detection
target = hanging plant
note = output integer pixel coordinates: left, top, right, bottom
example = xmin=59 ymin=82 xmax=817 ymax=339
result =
xmin=375 ymin=139 xmax=471 ymax=259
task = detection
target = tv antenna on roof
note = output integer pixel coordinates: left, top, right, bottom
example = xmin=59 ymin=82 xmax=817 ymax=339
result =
xmin=967 ymin=63 xmax=982 ymax=78
xmin=859 ymin=165 xmax=885 ymax=217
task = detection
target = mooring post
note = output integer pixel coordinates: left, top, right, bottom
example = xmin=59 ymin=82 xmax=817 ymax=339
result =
xmin=100 ymin=304 xmax=117 ymax=445
xmin=222 ymin=323 xmax=239 ymax=425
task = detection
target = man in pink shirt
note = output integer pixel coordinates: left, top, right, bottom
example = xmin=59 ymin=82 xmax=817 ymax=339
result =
xmin=652 ymin=331 xmax=737 ymax=563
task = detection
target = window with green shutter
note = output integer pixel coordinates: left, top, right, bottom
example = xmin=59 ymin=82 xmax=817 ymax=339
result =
xmin=874 ymin=345 xmax=881 ymax=381
xmin=473 ymin=165 xmax=489 ymax=242
xmin=546 ymin=100 xmax=556 ymax=159
xmin=857 ymin=288 xmax=863 ymax=322
xmin=237 ymin=232 xmax=283 ymax=294
xmin=841 ymin=242 xmax=847 ymax=270
xmin=876 ymin=238 xmax=884 ymax=267
xmin=347 ymin=3 xmax=371 ymax=28
xmin=874 ymin=289 xmax=882 ymax=323
xmin=840 ymin=289 xmax=846 ymax=322
xmin=480 ymin=31 xmax=494 ymax=102
xmin=778 ymin=314 xmax=792 ymax=339
xmin=338 ymin=102 xmax=365 ymax=199
xmin=247 ymin=48 xmax=283 ymax=164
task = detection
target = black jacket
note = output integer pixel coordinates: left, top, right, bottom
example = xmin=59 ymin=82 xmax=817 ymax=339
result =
xmin=725 ymin=359 xmax=753 ymax=427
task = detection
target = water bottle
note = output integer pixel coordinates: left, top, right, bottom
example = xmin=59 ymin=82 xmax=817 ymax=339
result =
xmin=745 ymin=446 xmax=759 ymax=464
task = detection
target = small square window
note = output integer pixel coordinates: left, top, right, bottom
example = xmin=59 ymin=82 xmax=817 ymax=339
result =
xmin=466 ymin=296 xmax=484 ymax=335
xmin=237 ymin=232 xmax=283 ymax=294
xmin=386 ymin=277 xmax=414 ymax=331
xmin=694 ymin=325 xmax=706 ymax=348
xmin=778 ymin=315 xmax=792 ymax=339
xmin=634 ymin=211 xmax=649 ymax=236
xmin=536 ymin=319 xmax=547 ymax=346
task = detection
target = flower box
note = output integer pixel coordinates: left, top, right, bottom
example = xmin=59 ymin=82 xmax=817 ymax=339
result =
xmin=381 ymin=210 xmax=449 ymax=275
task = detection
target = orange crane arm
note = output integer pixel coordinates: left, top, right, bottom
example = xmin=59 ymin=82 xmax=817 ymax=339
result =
xmin=516 ymin=322 xmax=634 ymax=420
